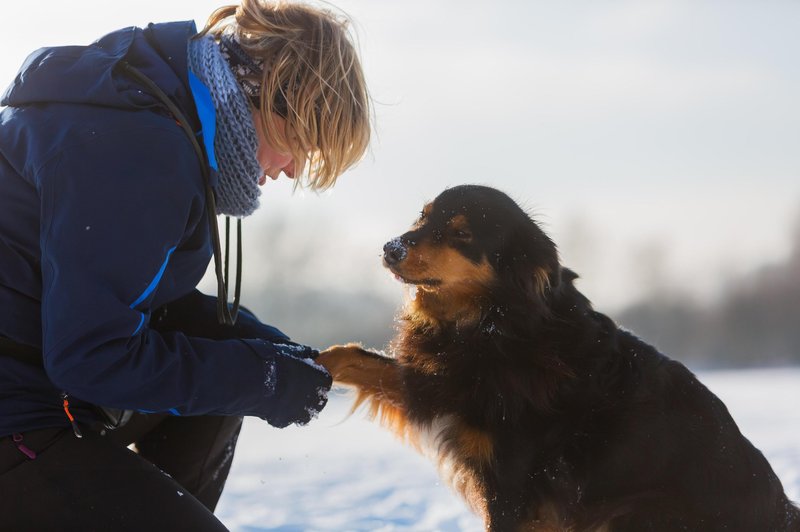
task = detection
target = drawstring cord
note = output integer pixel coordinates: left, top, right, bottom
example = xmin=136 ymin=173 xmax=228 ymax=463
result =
xmin=223 ymin=216 xmax=243 ymax=314
xmin=119 ymin=61 xmax=242 ymax=325
xmin=45 ymin=63 xmax=245 ymax=441
xmin=61 ymin=393 xmax=83 ymax=439
xmin=11 ymin=433 xmax=37 ymax=460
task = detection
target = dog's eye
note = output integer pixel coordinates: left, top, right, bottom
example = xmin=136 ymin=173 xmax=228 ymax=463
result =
xmin=453 ymin=229 xmax=472 ymax=240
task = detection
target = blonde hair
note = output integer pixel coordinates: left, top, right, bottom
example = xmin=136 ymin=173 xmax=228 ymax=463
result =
xmin=200 ymin=0 xmax=371 ymax=189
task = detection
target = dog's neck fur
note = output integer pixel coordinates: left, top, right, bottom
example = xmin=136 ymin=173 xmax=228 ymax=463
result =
xmin=395 ymin=278 xmax=583 ymax=416
xmin=405 ymin=287 xmax=487 ymax=331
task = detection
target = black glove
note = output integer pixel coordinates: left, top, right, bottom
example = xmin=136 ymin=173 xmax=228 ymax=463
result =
xmin=152 ymin=289 xmax=290 ymax=343
xmin=273 ymin=340 xmax=320 ymax=360
xmin=259 ymin=343 xmax=332 ymax=428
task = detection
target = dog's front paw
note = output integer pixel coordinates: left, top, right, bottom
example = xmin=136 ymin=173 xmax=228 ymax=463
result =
xmin=318 ymin=343 xmax=394 ymax=385
xmin=317 ymin=343 xmax=366 ymax=382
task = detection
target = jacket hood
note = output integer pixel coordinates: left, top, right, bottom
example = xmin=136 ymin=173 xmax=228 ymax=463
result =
xmin=1 ymin=21 xmax=197 ymax=113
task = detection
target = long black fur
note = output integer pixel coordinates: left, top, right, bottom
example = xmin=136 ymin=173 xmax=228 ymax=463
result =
xmin=386 ymin=185 xmax=799 ymax=531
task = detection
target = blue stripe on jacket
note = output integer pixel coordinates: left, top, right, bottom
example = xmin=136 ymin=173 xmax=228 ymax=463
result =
xmin=129 ymin=246 xmax=177 ymax=310
xmin=187 ymin=71 xmax=218 ymax=171
xmin=129 ymin=246 xmax=176 ymax=335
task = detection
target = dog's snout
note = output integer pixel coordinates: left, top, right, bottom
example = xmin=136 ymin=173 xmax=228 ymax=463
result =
xmin=383 ymin=238 xmax=408 ymax=265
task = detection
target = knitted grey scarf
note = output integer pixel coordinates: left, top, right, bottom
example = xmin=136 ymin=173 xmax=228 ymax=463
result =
xmin=187 ymin=35 xmax=261 ymax=217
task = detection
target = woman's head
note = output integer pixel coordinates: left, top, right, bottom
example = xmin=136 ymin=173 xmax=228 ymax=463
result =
xmin=201 ymin=0 xmax=371 ymax=189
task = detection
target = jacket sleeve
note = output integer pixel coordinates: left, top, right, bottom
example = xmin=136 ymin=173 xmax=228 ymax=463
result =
xmin=153 ymin=289 xmax=292 ymax=344
xmin=38 ymin=124 xmax=330 ymax=427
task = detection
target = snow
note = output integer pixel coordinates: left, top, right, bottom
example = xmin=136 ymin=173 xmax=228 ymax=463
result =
xmin=216 ymin=367 xmax=800 ymax=531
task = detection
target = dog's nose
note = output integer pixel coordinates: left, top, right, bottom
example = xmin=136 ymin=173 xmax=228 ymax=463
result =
xmin=383 ymin=238 xmax=408 ymax=265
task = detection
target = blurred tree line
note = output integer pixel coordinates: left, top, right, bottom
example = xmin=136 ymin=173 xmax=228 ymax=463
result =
xmin=616 ymin=219 xmax=800 ymax=369
xmin=239 ymin=212 xmax=399 ymax=352
xmin=246 ymin=211 xmax=799 ymax=369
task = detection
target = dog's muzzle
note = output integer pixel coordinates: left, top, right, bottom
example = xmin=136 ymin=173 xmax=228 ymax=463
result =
xmin=383 ymin=238 xmax=408 ymax=265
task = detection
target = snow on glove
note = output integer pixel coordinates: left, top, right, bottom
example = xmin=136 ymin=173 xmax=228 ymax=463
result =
xmin=273 ymin=340 xmax=320 ymax=360
xmin=258 ymin=342 xmax=332 ymax=428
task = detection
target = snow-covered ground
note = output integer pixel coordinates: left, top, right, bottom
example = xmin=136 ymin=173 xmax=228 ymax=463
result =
xmin=216 ymin=367 xmax=800 ymax=531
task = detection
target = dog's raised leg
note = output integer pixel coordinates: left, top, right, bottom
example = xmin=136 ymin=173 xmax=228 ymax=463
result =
xmin=317 ymin=344 xmax=413 ymax=439
xmin=317 ymin=344 xmax=405 ymax=407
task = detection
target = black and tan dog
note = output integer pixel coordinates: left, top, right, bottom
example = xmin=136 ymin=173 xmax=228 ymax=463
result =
xmin=318 ymin=185 xmax=799 ymax=531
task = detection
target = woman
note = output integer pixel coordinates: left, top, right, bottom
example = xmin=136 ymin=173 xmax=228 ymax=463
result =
xmin=0 ymin=0 xmax=370 ymax=528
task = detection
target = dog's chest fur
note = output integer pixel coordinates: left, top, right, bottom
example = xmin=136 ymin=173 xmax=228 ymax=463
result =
xmin=388 ymin=301 xmax=645 ymax=530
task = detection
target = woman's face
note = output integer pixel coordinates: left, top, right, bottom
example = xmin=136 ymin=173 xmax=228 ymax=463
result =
xmin=251 ymin=109 xmax=296 ymax=184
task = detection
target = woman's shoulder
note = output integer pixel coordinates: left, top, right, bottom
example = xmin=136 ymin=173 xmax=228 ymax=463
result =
xmin=4 ymin=103 xmax=201 ymax=183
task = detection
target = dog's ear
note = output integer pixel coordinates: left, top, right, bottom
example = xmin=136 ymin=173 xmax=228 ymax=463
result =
xmin=527 ymin=261 xmax=561 ymax=303
xmin=559 ymin=267 xmax=578 ymax=286
xmin=544 ymin=263 xmax=564 ymax=292
xmin=497 ymin=219 xmax=561 ymax=310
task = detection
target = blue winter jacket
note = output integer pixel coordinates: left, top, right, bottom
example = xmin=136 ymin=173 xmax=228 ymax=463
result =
xmin=0 ymin=21 xmax=331 ymax=436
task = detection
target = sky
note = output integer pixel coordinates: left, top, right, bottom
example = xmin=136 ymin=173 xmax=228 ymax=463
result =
xmin=3 ymin=0 xmax=799 ymax=311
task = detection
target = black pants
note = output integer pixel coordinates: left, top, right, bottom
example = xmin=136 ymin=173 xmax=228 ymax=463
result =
xmin=0 ymin=414 xmax=242 ymax=531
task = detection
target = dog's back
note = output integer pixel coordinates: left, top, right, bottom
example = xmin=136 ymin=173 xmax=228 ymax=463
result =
xmin=572 ymin=322 xmax=798 ymax=530
xmin=393 ymin=270 xmax=799 ymax=530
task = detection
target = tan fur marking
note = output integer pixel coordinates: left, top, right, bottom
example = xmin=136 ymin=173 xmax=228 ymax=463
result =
xmin=317 ymin=345 xmax=418 ymax=445
xmin=515 ymin=506 xmax=612 ymax=531
xmin=448 ymin=463 xmax=488 ymax=522
xmin=399 ymin=244 xmax=493 ymax=289
xmin=399 ymin=248 xmax=495 ymax=326
xmin=411 ymin=203 xmax=433 ymax=230
xmin=451 ymin=422 xmax=494 ymax=466
xmin=516 ymin=501 xmax=563 ymax=531
xmin=436 ymin=248 xmax=494 ymax=290
xmin=532 ymin=266 xmax=553 ymax=298
xmin=317 ymin=345 xmax=404 ymax=404
xmin=448 ymin=214 xmax=470 ymax=231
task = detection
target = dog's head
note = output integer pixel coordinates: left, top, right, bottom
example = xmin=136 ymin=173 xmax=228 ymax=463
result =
xmin=383 ymin=185 xmax=561 ymax=324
